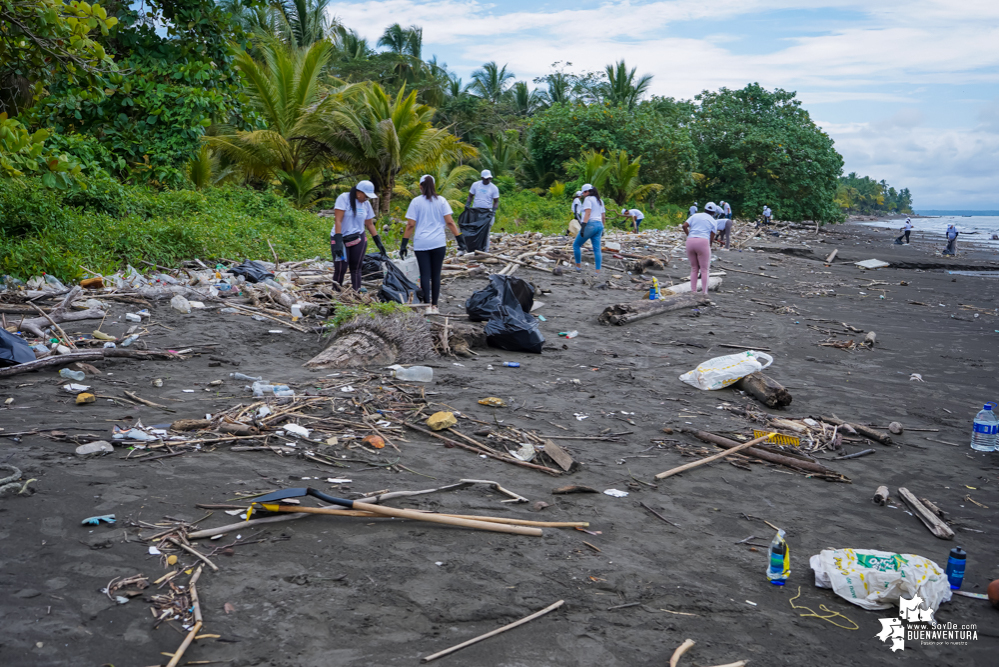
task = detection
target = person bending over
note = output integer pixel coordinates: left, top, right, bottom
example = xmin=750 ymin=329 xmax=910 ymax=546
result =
xmin=619 ymin=208 xmax=645 ymax=233
xmin=401 ymin=175 xmax=465 ymax=314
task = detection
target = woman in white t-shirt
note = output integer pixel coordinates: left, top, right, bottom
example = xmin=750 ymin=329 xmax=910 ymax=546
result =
xmin=573 ymin=183 xmax=606 ymax=272
xmin=682 ymin=202 xmax=721 ymax=294
xmin=400 ymin=175 xmax=466 ymax=313
xmin=331 ymin=180 xmax=387 ymax=291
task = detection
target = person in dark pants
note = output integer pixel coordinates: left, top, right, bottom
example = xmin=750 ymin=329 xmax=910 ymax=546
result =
xmin=894 ymin=217 xmax=913 ymax=245
xmin=331 ymin=180 xmax=387 ymax=291
xmin=943 ymin=224 xmax=959 ymax=255
xmin=400 ymin=175 xmax=466 ymax=314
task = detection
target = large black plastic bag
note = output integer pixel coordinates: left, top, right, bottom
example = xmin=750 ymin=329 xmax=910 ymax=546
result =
xmin=0 ymin=329 xmax=35 ymax=367
xmin=484 ymin=305 xmax=544 ymax=353
xmin=459 ymin=208 xmax=494 ymax=252
xmin=361 ymin=253 xmax=385 ymax=281
xmin=229 ymin=260 xmax=274 ymax=283
xmin=465 ymin=274 xmax=533 ymax=322
xmin=379 ymin=260 xmax=423 ymax=304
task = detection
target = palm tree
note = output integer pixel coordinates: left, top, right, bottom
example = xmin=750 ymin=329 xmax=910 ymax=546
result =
xmin=535 ymin=71 xmax=573 ymax=108
xmin=335 ymin=27 xmax=371 ymax=60
xmin=275 ymin=0 xmax=339 ymax=47
xmin=313 ymin=83 xmax=476 ymax=215
xmin=477 ymin=130 xmax=525 ymax=179
xmin=565 ymin=150 xmax=611 ymax=192
xmin=603 ymin=150 xmax=662 ymax=205
xmin=511 ymin=81 xmax=541 ymax=116
xmin=378 ymin=23 xmax=422 ymax=58
xmin=470 ymin=62 xmax=514 ymax=104
xmin=602 ymin=60 xmax=652 ymax=110
xmin=394 ymin=162 xmax=479 ymax=210
xmin=206 ymin=39 xmax=347 ymax=207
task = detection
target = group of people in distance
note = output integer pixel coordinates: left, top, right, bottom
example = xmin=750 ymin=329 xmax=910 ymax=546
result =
xmin=329 ymin=171 xmax=499 ymax=314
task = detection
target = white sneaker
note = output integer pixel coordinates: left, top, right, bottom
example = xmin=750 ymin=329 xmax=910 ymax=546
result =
xmin=427 ymin=306 xmax=440 ymax=315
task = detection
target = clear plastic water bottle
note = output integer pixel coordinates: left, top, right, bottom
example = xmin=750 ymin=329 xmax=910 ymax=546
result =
xmin=970 ymin=403 xmax=998 ymax=452
xmin=59 ymin=368 xmax=86 ymax=381
xmin=766 ymin=529 xmax=789 ymax=585
xmin=43 ymin=274 xmax=65 ymax=290
xmin=390 ymin=366 xmax=433 ymax=382
xmin=230 ymin=373 xmax=262 ymax=381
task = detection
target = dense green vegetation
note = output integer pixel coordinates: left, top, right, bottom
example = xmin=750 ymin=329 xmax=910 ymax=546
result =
xmin=0 ymin=0 xmax=913 ymax=281
xmin=835 ymin=172 xmax=913 ymax=216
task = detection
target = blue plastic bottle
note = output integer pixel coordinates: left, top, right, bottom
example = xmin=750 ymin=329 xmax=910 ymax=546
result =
xmin=502 ymin=362 xmax=520 ymax=368
xmin=766 ymin=529 xmax=789 ymax=586
xmin=945 ymin=547 xmax=966 ymax=590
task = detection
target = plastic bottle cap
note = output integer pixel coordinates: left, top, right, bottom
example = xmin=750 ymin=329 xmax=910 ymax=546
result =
xmin=986 ymin=405 xmax=993 ymax=410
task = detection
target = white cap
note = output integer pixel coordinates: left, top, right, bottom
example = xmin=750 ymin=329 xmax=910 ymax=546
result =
xmin=420 ymin=174 xmax=434 ymax=184
xmin=581 ymin=183 xmax=593 ymax=192
xmin=621 ymin=208 xmax=628 ymax=214
xmin=574 ymin=191 xmax=582 ymax=197
xmin=481 ymin=169 xmax=493 ymax=179
xmin=705 ymin=202 xmax=722 ymax=214
xmin=693 ymin=202 xmax=698 ymax=206
xmin=356 ymin=180 xmax=378 ymax=198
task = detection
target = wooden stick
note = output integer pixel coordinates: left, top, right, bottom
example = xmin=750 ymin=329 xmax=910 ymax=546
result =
xmin=819 ymin=416 xmax=892 ymax=445
xmin=187 ymin=513 xmax=309 ymax=539
xmin=0 ymin=348 xmax=178 ymax=378
xmin=898 ymin=487 xmax=954 ymax=540
xmin=166 ymin=567 xmax=203 ymax=667
xmin=655 ymin=433 xmax=775 ymax=479
xmin=421 ymin=600 xmax=564 ymax=662
xmin=400 ymin=421 xmax=562 ymax=476
xmin=167 ymin=537 xmax=220 ymax=571
xmin=124 ymin=391 xmax=175 ymax=412
xmin=29 ymin=301 xmax=77 ymax=349
xmin=670 ymin=638 xmax=696 ymax=667
xmin=253 ymin=504 xmax=585 ymax=528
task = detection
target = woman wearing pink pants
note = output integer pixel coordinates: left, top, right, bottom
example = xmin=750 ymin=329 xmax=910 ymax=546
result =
xmin=682 ymin=202 xmax=722 ymax=294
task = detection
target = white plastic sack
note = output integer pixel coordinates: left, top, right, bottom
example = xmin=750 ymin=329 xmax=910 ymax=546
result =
xmin=809 ymin=548 xmax=952 ymax=612
xmin=678 ymin=350 xmax=773 ymax=390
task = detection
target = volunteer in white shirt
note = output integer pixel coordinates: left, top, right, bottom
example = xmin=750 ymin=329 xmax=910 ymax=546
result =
xmin=573 ymin=183 xmax=606 ymax=272
xmin=683 ymin=202 xmax=721 ymax=295
xmin=721 ymin=201 xmax=732 ymax=219
xmin=619 ymin=208 xmax=644 ymax=233
xmin=895 ymin=217 xmax=913 ymax=245
xmin=467 ymin=169 xmax=500 ymax=211
xmin=762 ymin=205 xmax=772 ymax=225
xmin=401 ymin=175 xmax=465 ymax=313
xmin=944 ymin=223 xmax=959 ymax=255
xmin=330 ymin=180 xmax=387 ymax=291
xmin=689 ymin=202 xmax=699 ymax=217
xmin=571 ymin=191 xmax=583 ymax=221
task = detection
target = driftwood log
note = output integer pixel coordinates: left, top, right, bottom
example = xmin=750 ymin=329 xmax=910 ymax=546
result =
xmin=0 ymin=348 xmax=180 ymax=378
xmin=305 ymin=311 xmax=437 ymax=369
xmin=873 ymin=486 xmax=889 ymax=505
xmin=734 ymin=372 xmax=792 ymax=409
xmin=682 ymin=429 xmax=850 ymax=482
xmin=598 ymin=293 xmax=710 ymax=325
xmin=898 ymin=487 xmax=954 ymax=539
xmin=15 ymin=286 xmax=107 ymax=339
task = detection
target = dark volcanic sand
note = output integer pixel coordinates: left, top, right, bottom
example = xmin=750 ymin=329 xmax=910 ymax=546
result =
xmin=1 ymin=222 xmax=997 ymax=666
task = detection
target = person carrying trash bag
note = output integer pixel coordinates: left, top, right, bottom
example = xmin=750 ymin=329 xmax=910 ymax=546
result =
xmin=401 ymin=175 xmax=466 ymax=314
xmin=894 ymin=217 xmax=913 ymax=245
xmin=573 ymin=183 xmax=606 ymax=273
xmin=683 ymin=202 xmax=721 ymax=295
xmin=943 ymin=223 xmax=959 ymax=255
xmin=330 ymin=180 xmax=388 ymax=292
xmin=461 ymin=169 xmax=500 ymax=252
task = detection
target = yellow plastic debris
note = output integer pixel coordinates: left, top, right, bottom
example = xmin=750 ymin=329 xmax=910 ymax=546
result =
xmin=753 ymin=429 xmax=800 ymax=446
xmin=92 ymin=331 xmax=115 ymax=341
xmin=167 ymin=555 xmax=178 ymax=566
xmin=478 ymin=397 xmax=506 ymax=407
xmin=427 ymin=411 xmax=457 ymax=431
xmin=75 ymin=392 xmax=96 ymax=405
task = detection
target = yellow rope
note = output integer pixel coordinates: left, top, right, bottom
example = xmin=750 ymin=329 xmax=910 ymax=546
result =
xmin=788 ymin=586 xmax=859 ymax=631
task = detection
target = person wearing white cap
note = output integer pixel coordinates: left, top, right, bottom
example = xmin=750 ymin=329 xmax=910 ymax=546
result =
xmin=689 ymin=202 xmax=698 ymax=217
xmin=721 ymin=200 xmax=732 ymax=219
xmin=943 ymin=223 xmax=959 ymax=255
xmin=895 ymin=217 xmax=913 ymax=245
xmin=401 ymin=175 xmax=465 ymax=313
xmin=573 ymin=183 xmax=606 ymax=272
xmin=618 ymin=207 xmax=645 ymax=233
xmin=571 ymin=191 xmax=583 ymax=222
xmin=331 ymin=180 xmax=387 ymax=292
xmin=683 ymin=202 xmax=721 ymax=295
xmin=463 ymin=169 xmax=499 ymax=251
xmin=762 ymin=204 xmax=772 ymax=226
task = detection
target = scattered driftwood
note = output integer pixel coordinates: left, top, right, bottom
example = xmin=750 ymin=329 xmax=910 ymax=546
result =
xmin=0 ymin=348 xmax=179 ymax=378
xmin=542 ymin=440 xmax=575 ymax=471
xmin=825 ymin=249 xmax=838 ymax=263
xmin=16 ymin=286 xmax=106 ymax=339
xmin=165 ymin=566 xmax=204 ymax=667
xmin=898 ymin=487 xmax=954 ymax=540
xmin=655 ymin=432 xmax=776 ymax=479
xmin=421 ymin=600 xmax=564 ymax=663
xmin=623 ymin=257 xmax=665 ymax=274
xmin=819 ymin=415 xmax=893 ymax=445
xmin=873 ymin=486 xmax=889 ymax=505
xmin=834 ymin=448 xmax=875 ymax=460
xmin=188 ymin=513 xmax=309 ymax=539
xmin=400 ymin=421 xmax=563 ymax=476
xmin=305 ymin=311 xmax=438 ymax=368
xmin=734 ymin=372 xmax=792 ymax=409
xmin=682 ymin=429 xmax=850 ymax=482
xmin=598 ymin=293 xmax=710 ymax=325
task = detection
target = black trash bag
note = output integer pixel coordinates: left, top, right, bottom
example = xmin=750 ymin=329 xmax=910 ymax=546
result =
xmin=465 ymin=274 xmax=533 ymax=322
xmin=379 ymin=259 xmax=423 ymax=304
xmin=0 ymin=329 xmax=35 ymax=367
xmin=361 ymin=253 xmax=385 ymax=281
xmin=459 ymin=208 xmax=494 ymax=252
xmin=228 ymin=260 xmax=275 ymax=283
xmin=484 ymin=305 xmax=544 ymax=354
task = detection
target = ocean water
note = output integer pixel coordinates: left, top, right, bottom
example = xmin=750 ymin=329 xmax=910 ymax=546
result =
xmin=855 ymin=215 xmax=999 ymax=249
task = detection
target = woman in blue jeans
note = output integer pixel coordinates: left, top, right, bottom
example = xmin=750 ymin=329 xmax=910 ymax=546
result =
xmin=573 ymin=183 xmax=606 ymax=272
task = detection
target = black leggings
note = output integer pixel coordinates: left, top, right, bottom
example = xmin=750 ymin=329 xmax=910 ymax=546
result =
xmin=895 ymin=230 xmax=910 ymax=243
xmin=415 ymin=246 xmax=446 ymax=305
xmin=332 ymin=236 xmax=367 ymax=291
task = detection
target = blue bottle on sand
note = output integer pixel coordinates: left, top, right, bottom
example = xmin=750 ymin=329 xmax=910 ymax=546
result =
xmin=946 ymin=547 xmax=966 ymax=590
xmin=502 ymin=362 xmax=520 ymax=368
xmin=766 ymin=530 xmax=789 ymax=586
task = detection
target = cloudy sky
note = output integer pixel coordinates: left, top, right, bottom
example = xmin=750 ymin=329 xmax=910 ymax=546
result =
xmin=330 ymin=1 xmax=999 ymax=210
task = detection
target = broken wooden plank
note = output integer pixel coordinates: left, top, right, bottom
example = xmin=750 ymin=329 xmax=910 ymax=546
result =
xmin=898 ymin=487 xmax=954 ymax=540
